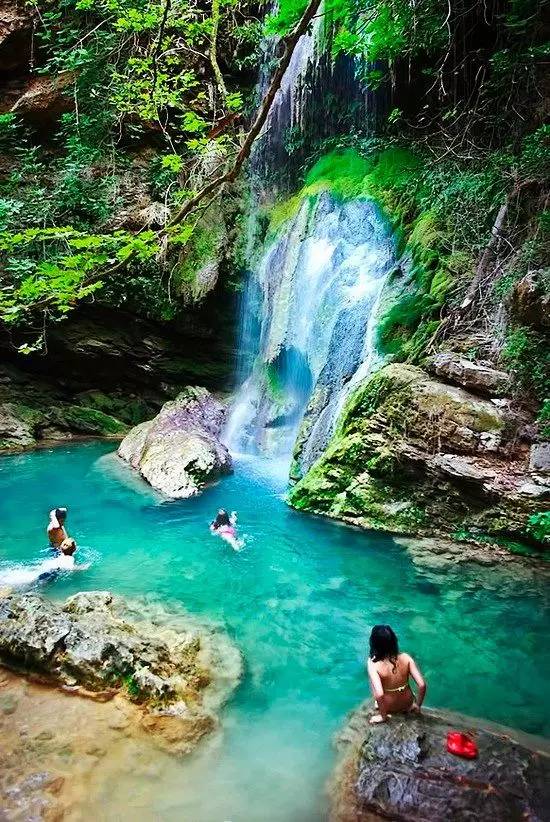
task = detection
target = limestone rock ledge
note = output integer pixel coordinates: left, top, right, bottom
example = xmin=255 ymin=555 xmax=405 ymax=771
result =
xmin=330 ymin=701 xmax=550 ymax=822
xmin=118 ymin=386 xmax=232 ymax=498
xmin=0 ymin=590 xmax=242 ymax=756
xmin=289 ymin=362 xmax=549 ymax=545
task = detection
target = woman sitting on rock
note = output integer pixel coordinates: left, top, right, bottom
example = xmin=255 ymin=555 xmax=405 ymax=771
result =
xmin=367 ymin=625 xmax=426 ymax=724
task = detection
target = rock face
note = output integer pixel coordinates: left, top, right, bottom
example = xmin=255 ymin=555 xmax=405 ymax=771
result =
xmin=0 ymin=300 xmax=236 ymax=454
xmin=0 ymin=381 xmax=128 ymax=452
xmin=0 ymin=0 xmax=34 ymax=73
xmin=0 ymin=591 xmax=242 ymax=755
xmin=428 ymin=352 xmax=510 ymax=397
xmin=289 ymin=362 xmax=549 ymax=544
xmin=508 ymin=270 xmax=550 ymax=330
xmin=118 ymin=386 xmax=232 ymax=497
xmin=331 ymin=702 xmax=550 ymax=822
xmin=10 ymin=72 xmax=75 ymax=120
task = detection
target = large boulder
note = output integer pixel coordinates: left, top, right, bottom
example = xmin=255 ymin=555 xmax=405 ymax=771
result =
xmin=289 ymin=363 xmax=548 ymax=544
xmin=10 ymin=72 xmax=75 ymax=121
xmin=118 ymin=386 xmax=232 ymax=497
xmin=331 ymin=702 xmax=550 ymax=822
xmin=0 ymin=591 xmax=242 ymax=755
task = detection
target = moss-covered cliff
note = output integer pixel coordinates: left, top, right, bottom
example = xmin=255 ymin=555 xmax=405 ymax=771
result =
xmin=289 ymin=362 xmax=548 ymax=546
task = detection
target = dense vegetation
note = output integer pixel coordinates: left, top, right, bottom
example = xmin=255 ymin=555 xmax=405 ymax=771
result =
xmin=0 ymin=0 xmax=264 ymax=347
xmin=0 ymin=0 xmax=548 ymax=420
xmin=266 ymin=0 xmax=548 ymax=412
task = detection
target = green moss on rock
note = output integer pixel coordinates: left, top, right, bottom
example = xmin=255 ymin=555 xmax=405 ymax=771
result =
xmin=52 ymin=406 xmax=129 ymax=437
xmin=76 ymin=390 xmax=151 ymax=426
xmin=289 ymin=362 xmax=539 ymax=544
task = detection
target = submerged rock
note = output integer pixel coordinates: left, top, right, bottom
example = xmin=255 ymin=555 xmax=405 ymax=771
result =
xmin=330 ymin=701 xmax=550 ymax=822
xmin=289 ymin=362 xmax=548 ymax=545
xmin=118 ymin=386 xmax=232 ymax=498
xmin=0 ymin=590 xmax=242 ymax=755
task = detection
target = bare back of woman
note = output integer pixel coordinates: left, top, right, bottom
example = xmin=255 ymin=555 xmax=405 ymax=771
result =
xmin=367 ymin=625 xmax=426 ymax=725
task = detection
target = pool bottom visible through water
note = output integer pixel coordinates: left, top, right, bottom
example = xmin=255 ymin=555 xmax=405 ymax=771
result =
xmin=0 ymin=441 xmax=549 ymax=821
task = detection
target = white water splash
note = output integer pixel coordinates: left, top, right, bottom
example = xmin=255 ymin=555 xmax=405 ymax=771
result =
xmin=224 ymin=192 xmax=395 ymax=475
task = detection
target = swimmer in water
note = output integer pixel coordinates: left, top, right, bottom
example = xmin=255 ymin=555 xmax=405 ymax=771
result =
xmin=47 ymin=507 xmax=69 ymax=549
xmin=0 ymin=538 xmax=89 ymax=593
xmin=210 ymin=509 xmax=243 ymax=551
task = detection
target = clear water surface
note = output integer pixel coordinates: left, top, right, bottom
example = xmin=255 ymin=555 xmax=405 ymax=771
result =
xmin=1 ymin=442 xmax=549 ymax=821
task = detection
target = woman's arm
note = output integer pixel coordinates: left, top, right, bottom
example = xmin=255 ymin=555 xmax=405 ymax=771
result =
xmin=367 ymin=659 xmax=388 ymax=720
xmin=407 ymin=654 xmax=427 ymax=709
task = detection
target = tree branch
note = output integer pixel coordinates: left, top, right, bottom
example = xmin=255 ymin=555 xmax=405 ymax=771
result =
xmin=167 ymin=0 xmax=322 ymax=228
xmin=209 ymin=0 xmax=227 ymax=103
xmin=150 ymin=0 xmax=172 ymax=101
xmin=4 ymin=0 xmax=322 ymax=326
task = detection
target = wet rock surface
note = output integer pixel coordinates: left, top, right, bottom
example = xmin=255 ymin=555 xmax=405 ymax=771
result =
xmin=118 ymin=386 xmax=232 ymax=498
xmin=0 ymin=394 xmax=129 ymax=453
xmin=0 ymin=362 xmax=142 ymax=452
xmin=0 ymin=669 xmax=185 ymax=820
xmin=0 ymin=591 xmax=242 ymax=756
xmin=289 ymin=362 xmax=549 ymax=545
xmin=331 ymin=701 xmax=550 ymax=822
xmin=0 ymin=298 xmax=236 ymax=453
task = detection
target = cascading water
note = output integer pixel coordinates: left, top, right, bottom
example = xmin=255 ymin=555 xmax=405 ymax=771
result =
xmin=224 ymin=191 xmax=395 ymax=474
xmin=251 ymin=2 xmax=385 ymax=193
xmin=224 ymin=5 xmax=394 ymax=476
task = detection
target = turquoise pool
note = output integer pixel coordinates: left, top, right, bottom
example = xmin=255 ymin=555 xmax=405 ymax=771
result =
xmin=1 ymin=441 xmax=549 ymax=820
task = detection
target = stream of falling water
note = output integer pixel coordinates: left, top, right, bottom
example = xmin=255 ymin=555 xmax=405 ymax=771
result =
xmin=224 ymin=192 xmax=395 ymax=475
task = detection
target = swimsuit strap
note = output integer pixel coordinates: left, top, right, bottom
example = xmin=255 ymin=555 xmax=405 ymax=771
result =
xmin=384 ymin=682 xmax=409 ymax=693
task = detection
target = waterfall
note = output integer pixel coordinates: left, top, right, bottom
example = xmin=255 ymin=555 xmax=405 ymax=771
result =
xmin=251 ymin=2 xmax=385 ymax=194
xmin=224 ymin=8 xmax=394 ymax=477
xmin=224 ymin=191 xmax=395 ymax=474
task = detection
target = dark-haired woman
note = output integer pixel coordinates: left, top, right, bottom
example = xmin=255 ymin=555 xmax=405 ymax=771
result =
xmin=367 ymin=625 xmax=426 ymax=725
xmin=210 ymin=509 xmax=242 ymax=550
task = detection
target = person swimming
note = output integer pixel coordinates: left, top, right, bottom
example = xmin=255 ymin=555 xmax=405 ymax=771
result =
xmin=210 ymin=509 xmax=242 ymax=551
xmin=47 ymin=507 xmax=69 ymax=549
xmin=367 ymin=624 xmax=426 ymax=724
xmin=0 ymin=538 xmax=89 ymax=592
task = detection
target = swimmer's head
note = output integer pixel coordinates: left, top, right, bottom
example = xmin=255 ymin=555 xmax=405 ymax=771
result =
xmin=214 ymin=509 xmax=230 ymax=528
xmin=55 ymin=507 xmax=68 ymax=523
xmin=60 ymin=538 xmax=76 ymax=556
